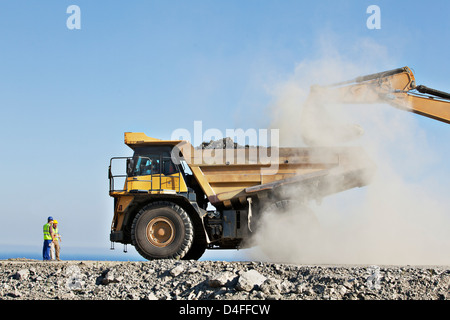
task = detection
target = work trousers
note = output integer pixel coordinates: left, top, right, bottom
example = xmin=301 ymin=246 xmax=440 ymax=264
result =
xmin=42 ymin=240 xmax=52 ymax=260
xmin=54 ymin=241 xmax=60 ymax=260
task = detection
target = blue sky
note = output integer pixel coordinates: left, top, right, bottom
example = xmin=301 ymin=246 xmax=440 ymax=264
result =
xmin=1 ymin=1 xmax=449 ymax=262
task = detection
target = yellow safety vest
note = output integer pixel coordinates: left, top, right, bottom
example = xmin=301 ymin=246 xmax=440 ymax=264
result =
xmin=52 ymin=227 xmax=59 ymax=242
xmin=43 ymin=223 xmax=52 ymax=240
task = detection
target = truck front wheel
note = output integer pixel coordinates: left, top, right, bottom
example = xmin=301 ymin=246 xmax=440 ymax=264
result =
xmin=131 ymin=202 xmax=194 ymax=260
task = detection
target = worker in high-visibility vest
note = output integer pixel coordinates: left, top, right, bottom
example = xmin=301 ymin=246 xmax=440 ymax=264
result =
xmin=43 ymin=216 xmax=55 ymax=261
xmin=52 ymin=220 xmax=61 ymax=261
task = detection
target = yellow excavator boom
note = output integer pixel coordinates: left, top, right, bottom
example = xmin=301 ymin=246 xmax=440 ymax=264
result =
xmin=309 ymin=66 xmax=450 ymax=124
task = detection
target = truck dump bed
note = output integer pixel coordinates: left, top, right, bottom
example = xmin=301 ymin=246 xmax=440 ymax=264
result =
xmin=189 ymin=146 xmax=375 ymax=208
xmin=123 ymin=133 xmax=375 ymax=209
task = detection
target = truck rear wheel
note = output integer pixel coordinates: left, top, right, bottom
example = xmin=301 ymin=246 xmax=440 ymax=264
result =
xmin=131 ymin=201 xmax=194 ymax=260
xmin=253 ymin=200 xmax=321 ymax=262
xmin=253 ymin=199 xmax=320 ymax=241
xmin=263 ymin=200 xmax=319 ymax=228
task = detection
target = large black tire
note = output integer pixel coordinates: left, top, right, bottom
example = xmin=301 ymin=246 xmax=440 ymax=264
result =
xmin=183 ymin=228 xmax=207 ymax=260
xmin=262 ymin=200 xmax=319 ymax=229
xmin=183 ymin=241 xmax=207 ymax=260
xmin=131 ymin=201 xmax=194 ymax=260
xmin=253 ymin=199 xmax=321 ymax=263
xmin=252 ymin=199 xmax=320 ymax=242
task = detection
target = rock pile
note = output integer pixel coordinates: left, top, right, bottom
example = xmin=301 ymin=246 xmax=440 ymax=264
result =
xmin=0 ymin=259 xmax=448 ymax=300
xmin=199 ymin=137 xmax=239 ymax=149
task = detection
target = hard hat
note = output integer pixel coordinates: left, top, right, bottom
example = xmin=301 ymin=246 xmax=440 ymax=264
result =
xmin=48 ymin=216 xmax=53 ymax=221
xmin=53 ymin=220 xmax=58 ymax=224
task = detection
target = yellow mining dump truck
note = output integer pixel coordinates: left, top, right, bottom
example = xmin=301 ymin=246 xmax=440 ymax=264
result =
xmin=109 ymin=134 xmax=374 ymax=260
xmin=108 ymin=66 xmax=450 ymax=261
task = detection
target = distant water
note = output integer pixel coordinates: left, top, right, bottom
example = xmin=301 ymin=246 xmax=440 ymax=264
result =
xmin=0 ymin=251 xmax=147 ymax=262
xmin=0 ymin=246 xmax=255 ymax=262
xmin=0 ymin=244 xmax=150 ymax=262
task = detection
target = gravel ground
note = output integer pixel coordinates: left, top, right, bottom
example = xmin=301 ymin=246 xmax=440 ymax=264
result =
xmin=0 ymin=258 xmax=448 ymax=301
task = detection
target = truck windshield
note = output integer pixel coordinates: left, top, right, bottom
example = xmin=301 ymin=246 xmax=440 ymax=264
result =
xmin=133 ymin=157 xmax=154 ymax=176
xmin=129 ymin=146 xmax=179 ymax=177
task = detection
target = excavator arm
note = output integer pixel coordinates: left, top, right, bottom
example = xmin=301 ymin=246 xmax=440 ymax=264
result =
xmin=302 ymin=66 xmax=450 ymax=145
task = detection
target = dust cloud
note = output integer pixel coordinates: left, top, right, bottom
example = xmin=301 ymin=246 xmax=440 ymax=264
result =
xmin=249 ymin=48 xmax=450 ymax=265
